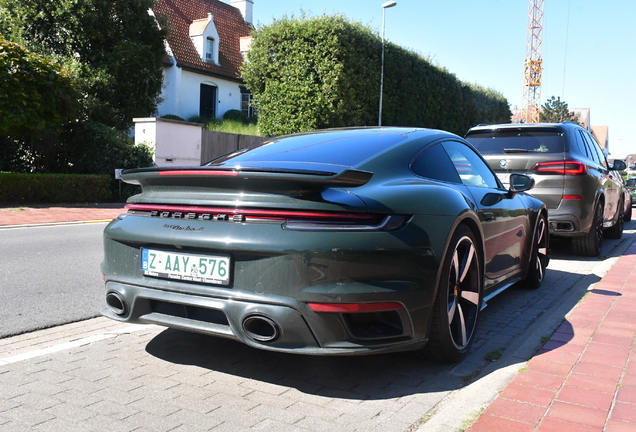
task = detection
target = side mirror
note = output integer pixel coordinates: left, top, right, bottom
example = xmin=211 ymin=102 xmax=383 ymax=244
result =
xmin=509 ymin=173 xmax=535 ymax=193
xmin=611 ymin=160 xmax=627 ymax=171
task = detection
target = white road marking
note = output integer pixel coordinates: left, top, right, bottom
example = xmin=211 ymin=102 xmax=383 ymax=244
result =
xmin=0 ymin=324 xmax=153 ymax=366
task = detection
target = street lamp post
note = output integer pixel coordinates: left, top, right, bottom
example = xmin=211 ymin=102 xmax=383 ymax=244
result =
xmin=378 ymin=1 xmax=397 ymax=127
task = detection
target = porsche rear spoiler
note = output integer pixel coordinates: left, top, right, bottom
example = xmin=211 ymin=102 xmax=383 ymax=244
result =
xmin=120 ymin=166 xmax=373 ymax=191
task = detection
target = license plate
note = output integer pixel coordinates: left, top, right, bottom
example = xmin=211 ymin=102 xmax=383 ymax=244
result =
xmin=141 ymin=249 xmax=230 ymax=285
xmin=496 ymin=173 xmax=510 ymax=185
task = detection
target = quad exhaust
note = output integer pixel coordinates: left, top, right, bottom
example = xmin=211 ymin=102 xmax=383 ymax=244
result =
xmin=106 ymin=291 xmax=128 ymax=316
xmin=242 ymin=314 xmax=280 ymax=342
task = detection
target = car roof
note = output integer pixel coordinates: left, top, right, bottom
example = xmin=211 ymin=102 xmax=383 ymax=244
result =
xmin=466 ymin=122 xmax=581 ymax=135
xmin=206 ymin=127 xmax=460 ymax=175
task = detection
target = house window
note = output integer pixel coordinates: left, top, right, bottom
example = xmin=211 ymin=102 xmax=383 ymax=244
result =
xmin=240 ymin=87 xmax=253 ymax=118
xmin=241 ymin=93 xmax=253 ymax=118
xmin=206 ymin=37 xmax=216 ymax=62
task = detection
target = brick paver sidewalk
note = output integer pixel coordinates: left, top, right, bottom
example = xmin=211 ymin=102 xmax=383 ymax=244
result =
xmin=469 ymin=241 xmax=636 ymax=431
xmin=0 ymin=204 xmax=126 ymax=227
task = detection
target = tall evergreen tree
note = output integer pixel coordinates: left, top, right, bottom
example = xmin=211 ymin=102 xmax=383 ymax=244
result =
xmin=540 ymin=96 xmax=580 ymax=124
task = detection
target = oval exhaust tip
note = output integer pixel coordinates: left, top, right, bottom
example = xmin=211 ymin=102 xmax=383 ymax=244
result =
xmin=106 ymin=291 xmax=127 ymax=316
xmin=242 ymin=315 xmax=280 ymax=342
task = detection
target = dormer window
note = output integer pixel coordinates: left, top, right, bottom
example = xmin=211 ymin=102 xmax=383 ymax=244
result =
xmin=206 ymin=37 xmax=216 ymax=62
xmin=190 ymin=13 xmax=220 ymax=64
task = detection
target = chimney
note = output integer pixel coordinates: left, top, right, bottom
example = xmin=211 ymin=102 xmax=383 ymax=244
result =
xmin=230 ymin=0 xmax=253 ymax=24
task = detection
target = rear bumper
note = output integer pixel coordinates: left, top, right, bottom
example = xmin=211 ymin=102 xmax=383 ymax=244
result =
xmin=547 ymin=195 xmax=596 ymax=237
xmin=102 ymin=281 xmax=426 ymax=355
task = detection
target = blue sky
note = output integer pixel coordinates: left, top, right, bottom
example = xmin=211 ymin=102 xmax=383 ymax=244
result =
xmin=252 ymin=0 xmax=635 ymax=159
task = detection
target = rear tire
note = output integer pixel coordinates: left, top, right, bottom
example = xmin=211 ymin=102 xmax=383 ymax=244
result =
xmin=572 ymin=203 xmax=604 ymax=257
xmin=522 ymin=213 xmax=549 ymax=289
xmin=624 ymin=197 xmax=632 ymax=222
xmin=605 ymin=201 xmax=624 ymax=240
xmin=423 ymin=225 xmax=483 ymax=363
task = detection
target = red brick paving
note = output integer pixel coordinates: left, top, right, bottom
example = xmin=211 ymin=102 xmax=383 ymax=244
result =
xmin=468 ymin=241 xmax=636 ymax=432
xmin=470 ymin=414 xmax=536 ymax=432
xmin=499 ymin=383 xmax=557 ymax=407
xmin=0 ymin=204 xmax=126 ymax=226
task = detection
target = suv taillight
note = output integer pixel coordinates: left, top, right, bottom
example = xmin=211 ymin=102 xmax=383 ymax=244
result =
xmin=532 ymin=161 xmax=587 ymax=175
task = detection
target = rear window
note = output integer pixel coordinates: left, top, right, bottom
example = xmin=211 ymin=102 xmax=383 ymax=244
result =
xmin=466 ymin=130 xmax=565 ymax=156
xmin=205 ymin=130 xmax=409 ymax=173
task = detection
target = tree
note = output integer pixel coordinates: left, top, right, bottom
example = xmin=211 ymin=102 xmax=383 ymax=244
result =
xmin=0 ymin=0 xmax=167 ymax=131
xmin=540 ymin=96 xmax=580 ymax=124
xmin=0 ymin=0 xmax=165 ymax=177
xmin=0 ymin=37 xmax=80 ymax=138
xmin=242 ymin=14 xmax=511 ymax=137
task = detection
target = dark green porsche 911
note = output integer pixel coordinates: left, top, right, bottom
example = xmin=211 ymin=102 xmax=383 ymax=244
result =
xmin=102 ymin=127 xmax=549 ymax=363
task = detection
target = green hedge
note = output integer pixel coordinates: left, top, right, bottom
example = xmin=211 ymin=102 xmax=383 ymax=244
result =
xmin=0 ymin=173 xmax=112 ymax=204
xmin=243 ymin=14 xmax=511 ymax=136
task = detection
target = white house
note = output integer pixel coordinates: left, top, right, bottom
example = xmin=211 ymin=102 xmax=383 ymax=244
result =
xmin=152 ymin=0 xmax=254 ymax=121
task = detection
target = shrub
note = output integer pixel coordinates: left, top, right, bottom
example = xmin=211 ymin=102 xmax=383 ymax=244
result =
xmin=160 ymin=114 xmax=186 ymax=121
xmin=186 ymin=115 xmax=209 ymax=124
xmin=204 ymin=120 xmax=260 ymax=136
xmin=0 ymin=173 xmax=112 ymax=204
xmin=222 ymin=109 xmax=248 ymax=123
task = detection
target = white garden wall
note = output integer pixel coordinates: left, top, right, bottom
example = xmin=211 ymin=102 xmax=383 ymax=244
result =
xmin=133 ymin=117 xmax=203 ymax=166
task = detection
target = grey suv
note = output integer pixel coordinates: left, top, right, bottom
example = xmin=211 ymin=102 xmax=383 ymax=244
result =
xmin=466 ymin=122 xmax=627 ymax=257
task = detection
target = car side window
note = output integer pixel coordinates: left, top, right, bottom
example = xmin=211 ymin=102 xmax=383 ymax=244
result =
xmin=588 ymin=133 xmax=608 ymax=167
xmin=410 ymin=143 xmax=462 ymax=183
xmin=575 ymin=130 xmax=592 ymax=159
xmin=579 ymin=131 xmax=604 ymax=166
xmin=441 ymin=141 xmax=500 ymax=189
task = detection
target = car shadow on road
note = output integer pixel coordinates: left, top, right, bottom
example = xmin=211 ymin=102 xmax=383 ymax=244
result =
xmin=145 ymin=327 xmax=463 ymax=400
xmin=143 ymin=231 xmax=632 ymax=401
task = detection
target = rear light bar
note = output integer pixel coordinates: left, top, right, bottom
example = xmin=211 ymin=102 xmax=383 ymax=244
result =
xmin=159 ymin=170 xmax=239 ymax=176
xmin=127 ymin=203 xmax=375 ymax=221
xmin=532 ymin=161 xmax=587 ymax=175
xmin=308 ymin=302 xmax=404 ymax=313
xmin=125 ymin=204 xmax=409 ymax=232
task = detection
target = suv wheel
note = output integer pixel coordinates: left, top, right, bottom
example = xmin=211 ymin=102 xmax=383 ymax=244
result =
xmin=605 ymin=201 xmax=624 ymax=240
xmin=572 ymin=203 xmax=603 ymax=257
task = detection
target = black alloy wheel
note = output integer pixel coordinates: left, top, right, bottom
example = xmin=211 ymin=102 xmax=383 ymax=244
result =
xmin=572 ymin=203 xmax=604 ymax=257
xmin=523 ymin=213 xmax=549 ymax=289
xmin=424 ymin=225 xmax=482 ymax=363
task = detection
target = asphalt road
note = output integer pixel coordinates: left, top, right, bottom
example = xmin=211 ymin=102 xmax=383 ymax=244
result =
xmin=0 ymin=222 xmax=107 ymax=338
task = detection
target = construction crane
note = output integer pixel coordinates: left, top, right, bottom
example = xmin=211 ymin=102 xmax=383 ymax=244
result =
xmin=522 ymin=0 xmax=544 ymax=123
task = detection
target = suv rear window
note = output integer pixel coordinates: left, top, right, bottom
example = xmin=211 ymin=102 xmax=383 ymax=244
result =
xmin=466 ymin=130 xmax=565 ymax=155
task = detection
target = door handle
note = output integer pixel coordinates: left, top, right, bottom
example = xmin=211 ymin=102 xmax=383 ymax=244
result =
xmin=483 ymin=212 xmax=496 ymax=222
